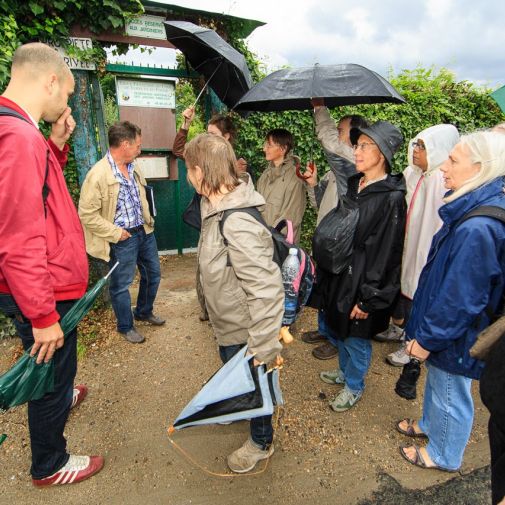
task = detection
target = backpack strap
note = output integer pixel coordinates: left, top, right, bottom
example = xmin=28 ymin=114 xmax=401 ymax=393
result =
xmin=219 ymin=207 xmax=266 ymax=245
xmin=458 ymin=205 xmax=505 ymax=324
xmin=218 ymin=207 xmax=266 ymax=267
xmin=458 ymin=205 xmax=505 ymax=226
xmin=0 ymin=106 xmax=50 ymax=214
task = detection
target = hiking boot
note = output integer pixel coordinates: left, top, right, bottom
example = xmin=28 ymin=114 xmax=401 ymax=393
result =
xmin=386 ymin=344 xmax=411 ymax=367
xmin=134 ymin=313 xmax=165 ymax=325
xmin=227 ymin=438 xmax=274 ymax=473
xmin=329 ymin=388 xmax=362 ymax=412
xmin=301 ymin=331 xmax=326 ymax=344
xmin=71 ymin=385 xmax=88 ymax=409
xmin=120 ymin=328 xmax=145 ymax=344
xmin=320 ymin=368 xmax=345 ymax=385
xmin=32 ymin=455 xmax=104 ymax=487
xmin=312 ymin=342 xmax=338 ymax=360
xmin=374 ymin=323 xmax=404 ymax=342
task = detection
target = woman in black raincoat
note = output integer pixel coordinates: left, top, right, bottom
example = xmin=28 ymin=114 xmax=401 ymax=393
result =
xmin=319 ymin=121 xmax=406 ymax=412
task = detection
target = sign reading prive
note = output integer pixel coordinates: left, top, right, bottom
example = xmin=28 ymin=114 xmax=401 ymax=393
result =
xmin=49 ymin=38 xmax=96 ymax=70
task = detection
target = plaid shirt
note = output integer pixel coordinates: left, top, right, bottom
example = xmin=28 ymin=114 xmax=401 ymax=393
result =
xmin=107 ymin=151 xmax=144 ymax=229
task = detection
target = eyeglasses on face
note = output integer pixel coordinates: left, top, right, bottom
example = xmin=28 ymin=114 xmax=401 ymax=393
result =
xmin=412 ymin=141 xmax=426 ymax=151
xmin=263 ymin=141 xmax=281 ymax=149
xmin=353 ymin=142 xmax=377 ymax=151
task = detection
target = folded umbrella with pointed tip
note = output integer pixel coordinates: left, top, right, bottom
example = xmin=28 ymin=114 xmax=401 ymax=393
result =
xmin=164 ymin=21 xmax=253 ymax=108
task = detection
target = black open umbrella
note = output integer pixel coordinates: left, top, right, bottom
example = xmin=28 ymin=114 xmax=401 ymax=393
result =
xmin=233 ymin=63 xmax=405 ymax=112
xmin=164 ymin=21 xmax=253 ymax=108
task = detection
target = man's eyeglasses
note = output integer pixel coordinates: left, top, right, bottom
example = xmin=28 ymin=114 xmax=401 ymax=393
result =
xmin=412 ymin=141 xmax=426 ymax=151
xmin=353 ymin=142 xmax=377 ymax=152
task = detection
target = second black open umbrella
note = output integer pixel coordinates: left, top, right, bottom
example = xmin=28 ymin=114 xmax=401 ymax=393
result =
xmin=164 ymin=20 xmax=253 ymax=108
xmin=233 ymin=63 xmax=405 ymax=112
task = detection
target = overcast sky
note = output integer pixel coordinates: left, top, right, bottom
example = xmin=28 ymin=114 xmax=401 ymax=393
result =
xmin=112 ymin=0 xmax=504 ymax=89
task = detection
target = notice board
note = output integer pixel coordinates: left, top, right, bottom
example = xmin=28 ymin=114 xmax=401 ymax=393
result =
xmin=117 ymin=77 xmax=177 ymax=152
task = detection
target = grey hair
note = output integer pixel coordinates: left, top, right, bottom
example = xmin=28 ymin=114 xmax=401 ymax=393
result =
xmin=444 ymin=130 xmax=505 ymax=203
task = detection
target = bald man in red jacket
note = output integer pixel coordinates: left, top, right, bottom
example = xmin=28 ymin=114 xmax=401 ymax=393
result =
xmin=0 ymin=43 xmax=103 ymax=487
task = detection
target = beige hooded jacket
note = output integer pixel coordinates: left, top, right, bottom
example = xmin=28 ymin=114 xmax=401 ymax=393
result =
xmin=256 ymin=153 xmax=306 ymax=243
xmin=199 ymin=174 xmax=284 ymax=363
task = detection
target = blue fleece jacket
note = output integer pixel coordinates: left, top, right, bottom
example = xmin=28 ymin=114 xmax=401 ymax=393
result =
xmin=406 ymin=177 xmax=505 ymax=379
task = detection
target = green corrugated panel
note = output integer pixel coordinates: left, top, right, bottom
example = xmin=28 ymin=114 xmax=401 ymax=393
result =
xmin=149 ymin=161 xmax=199 ymax=252
xmin=491 ymin=86 xmax=505 ymax=113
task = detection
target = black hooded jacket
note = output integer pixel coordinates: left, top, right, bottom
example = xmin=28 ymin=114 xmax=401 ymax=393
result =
xmin=318 ymin=172 xmax=407 ymax=339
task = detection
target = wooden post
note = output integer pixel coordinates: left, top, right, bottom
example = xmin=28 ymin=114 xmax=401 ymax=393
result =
xmin=70 ymin=70 xmax=101 ymax=185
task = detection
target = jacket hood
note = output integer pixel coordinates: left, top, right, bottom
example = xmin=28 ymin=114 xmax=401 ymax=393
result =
xmin=200 ymin=173 xmax=265 ymax=219
xmin=439 ymin=176 xmax=505 ymax=225
xmin=407 ymin=124 xmax=459 ymax=174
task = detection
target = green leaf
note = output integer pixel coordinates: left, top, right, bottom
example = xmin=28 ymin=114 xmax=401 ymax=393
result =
xmin=29 ymin=2 xmax=44 ymax=16
xmin=107 ymin=15 xmax=123 ymax=29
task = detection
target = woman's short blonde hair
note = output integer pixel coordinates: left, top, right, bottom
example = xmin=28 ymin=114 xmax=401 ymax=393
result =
xmin=445 ymin=130 xmax=505 ymax=202
xmin=184 ymin=133 xmax=239 ymax=196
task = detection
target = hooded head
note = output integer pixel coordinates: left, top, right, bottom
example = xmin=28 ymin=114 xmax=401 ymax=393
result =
xmin=442 ymin=130 xmax=505 ymax=203
xmin=408 ymin=124 xmax=459 ymax=173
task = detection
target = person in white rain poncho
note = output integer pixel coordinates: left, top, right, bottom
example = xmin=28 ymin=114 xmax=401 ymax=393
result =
xmin=375 ymin=124 xmax=460 ymax=366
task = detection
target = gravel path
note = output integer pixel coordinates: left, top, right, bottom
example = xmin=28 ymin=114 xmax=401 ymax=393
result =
xmin=0 ymin=254 xmax=492 ymax=504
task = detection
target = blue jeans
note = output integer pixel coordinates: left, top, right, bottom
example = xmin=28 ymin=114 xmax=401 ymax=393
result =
xmin=14 ymin=301 xmax=77 ymax=479
xmin=336 ymin=336 xmax=372 ymax=394
xmin=418 ymin=362 xmax=473 ymax=471
xmin=318 ymin=310 xmax=338 ymax=347
xmin=109 ymin=230 xmax=161 ymax=333
xmin=219 ymin=344 xmax=273 ymax=449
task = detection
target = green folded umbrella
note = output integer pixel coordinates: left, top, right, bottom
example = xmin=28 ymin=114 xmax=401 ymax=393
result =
xmin=60 ymin=262 xmax=118 ymax=336
xmin=0 ymin=262 xmax=118 ymax=419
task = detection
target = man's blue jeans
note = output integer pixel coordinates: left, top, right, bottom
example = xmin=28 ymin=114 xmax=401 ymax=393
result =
xmin=418 ymin=362 xmax=473 ymax=471
xmin=14 ymin=300 xmax=77 ymax=479
xmin=219 ymin=344 xmax=273 ymax=449
xmin=336 ymin=336 xmax=372 ymax=394
xmin=318 ymin=310 xmax=338 ymax=347
xmin=109 ymin=230 xmax=161 ymax=333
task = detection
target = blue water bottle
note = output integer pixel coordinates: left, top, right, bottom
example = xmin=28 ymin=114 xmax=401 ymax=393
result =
xmin=281 ymin=248 xmax=300 ymax=326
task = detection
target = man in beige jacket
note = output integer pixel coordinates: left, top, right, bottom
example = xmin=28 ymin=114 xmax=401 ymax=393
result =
xmin=78 ymin=121 xmax=164 ymax=344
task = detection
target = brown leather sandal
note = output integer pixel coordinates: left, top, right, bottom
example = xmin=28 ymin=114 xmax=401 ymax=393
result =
xmin=396 ymin=418 xmax=428 ymax=439
xmin=399 ymin=445 xmax=458 ymax=473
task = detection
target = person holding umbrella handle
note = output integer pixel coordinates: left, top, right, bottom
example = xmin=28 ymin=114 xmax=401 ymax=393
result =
xmin=173 ymin=106 xmax=248 ymax=174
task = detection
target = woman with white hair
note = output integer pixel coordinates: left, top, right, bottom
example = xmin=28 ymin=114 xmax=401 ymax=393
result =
xmin=397 ymin=130 xmax=505 ymax=472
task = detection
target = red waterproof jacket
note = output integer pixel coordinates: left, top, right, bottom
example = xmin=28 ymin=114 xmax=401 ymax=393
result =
xmin=0 ymin=97 xmax=88 ymax=328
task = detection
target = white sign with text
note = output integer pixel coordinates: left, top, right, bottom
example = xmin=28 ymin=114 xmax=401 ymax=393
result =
xmin=50 ymin=37 xmax=96 ymax=70
xmin=116 ymin=78 xmax=176 ymax=109
xmin=126 ymin=15 xmax=167 ymax=40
